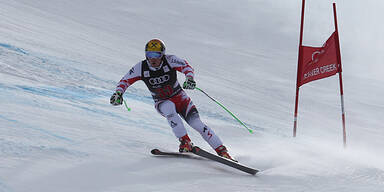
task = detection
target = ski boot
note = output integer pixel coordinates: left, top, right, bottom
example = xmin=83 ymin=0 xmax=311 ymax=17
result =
xmin=179 ymin=134 xmax=194 ymax=153
xmin=215 ymin=145 xmax=237 ymax=162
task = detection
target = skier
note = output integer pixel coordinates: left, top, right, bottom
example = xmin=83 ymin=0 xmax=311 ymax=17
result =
xmin=110 ymin=38 xmax=234 ymax=161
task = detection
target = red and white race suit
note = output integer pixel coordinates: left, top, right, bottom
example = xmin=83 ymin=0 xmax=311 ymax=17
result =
xmin=115 ymin=55 xmax=223 ymax=150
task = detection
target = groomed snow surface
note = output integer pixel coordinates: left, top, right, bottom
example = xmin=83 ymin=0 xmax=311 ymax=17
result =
xmin=1 ymin=0 xmax=383 ymax=191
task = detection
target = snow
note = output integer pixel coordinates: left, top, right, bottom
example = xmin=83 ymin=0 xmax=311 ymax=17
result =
xmin=1 ymin=0 xmax=384 ymax=191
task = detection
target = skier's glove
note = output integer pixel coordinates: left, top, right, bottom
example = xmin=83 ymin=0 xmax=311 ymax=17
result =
xmin=110 ymin=91 xmax=123 ymax=106
xmin=183 ymin=77 xmax=196 ymax=90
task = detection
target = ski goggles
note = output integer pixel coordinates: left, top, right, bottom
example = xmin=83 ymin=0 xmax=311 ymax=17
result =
xmin=146 ymin=51 xmax=162 ymax=59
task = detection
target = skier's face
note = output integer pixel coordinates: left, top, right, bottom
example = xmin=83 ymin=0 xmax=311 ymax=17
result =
xmin=146 ymin=51 xmax=163 ymax=67
xmin=148 ymin=57 xmax=162 ymax=67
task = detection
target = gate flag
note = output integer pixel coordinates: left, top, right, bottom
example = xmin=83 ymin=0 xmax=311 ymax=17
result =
xmin=297 ymin=32 xmax=341 ymax=87
xmin=294 ymin=2 xmax=346 ymax=148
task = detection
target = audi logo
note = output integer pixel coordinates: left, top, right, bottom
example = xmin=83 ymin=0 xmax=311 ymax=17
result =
xmin=149 ymin=75 xmax=170 ymax=85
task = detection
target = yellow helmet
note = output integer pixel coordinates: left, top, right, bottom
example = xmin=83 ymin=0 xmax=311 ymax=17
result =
xmin=145 ymin=38 xmax=166 ymax=55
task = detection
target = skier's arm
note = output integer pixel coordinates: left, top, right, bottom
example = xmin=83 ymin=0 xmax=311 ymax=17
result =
xmin=116 ymin=62 xmax=142 ymax=94
xmin=166 ymin=55 xmax=196 ymax=89
xmin=166 ymin=55 xmax=194 ymax=79
xmin=110 ymin=62 xmax=142 ymax=106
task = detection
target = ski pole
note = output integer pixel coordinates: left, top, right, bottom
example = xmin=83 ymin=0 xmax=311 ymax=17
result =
xmin=195 ymin=87 xmax=253 ymax=134
xmin=123 ymin=100 xmax=131 ymax=111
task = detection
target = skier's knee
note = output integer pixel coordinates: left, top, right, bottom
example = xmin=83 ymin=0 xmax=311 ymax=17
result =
xmin=166 ymin=113 xmax=176 ymax=119
xmin=156 ymin=100 xmax=177 ymax=117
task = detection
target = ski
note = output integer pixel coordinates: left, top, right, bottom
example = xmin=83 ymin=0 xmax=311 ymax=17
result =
xmin=191 ymin=146 xmax=258 ymax=175
xmin=151 ymin=147 xmax=259 ymax=175
xmin=151 ymin=148 xmax=192 ymax=158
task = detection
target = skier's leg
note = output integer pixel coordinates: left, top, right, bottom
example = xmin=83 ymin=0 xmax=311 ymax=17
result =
xmin=167 ymin=91 xmax=233 ymax=158
xmin=170 ymin=92 xmax=235 ymax=160
xmin=155 ymin=100 xmax=187 ymax=138
xmin=186 ymin=112 xmax=235 ymax=161
xmin=185 ymin=112 xmax=223 ymax=150
xmin=168 ymin=91 xmax=224 ymax=150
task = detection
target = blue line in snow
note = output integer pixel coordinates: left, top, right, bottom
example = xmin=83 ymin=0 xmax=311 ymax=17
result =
xmin=0 ymin=43 xmax=28 ymax=55
xmin=0 ymin=115 xmax=73 ymax=142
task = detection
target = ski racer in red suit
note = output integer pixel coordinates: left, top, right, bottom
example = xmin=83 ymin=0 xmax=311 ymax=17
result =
xmin=110 ymin=39 xmax=234 ymax=160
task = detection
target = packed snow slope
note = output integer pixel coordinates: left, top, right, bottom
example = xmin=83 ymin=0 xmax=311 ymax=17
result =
xmin=1 ymin=0 xmax=384 ymax=191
